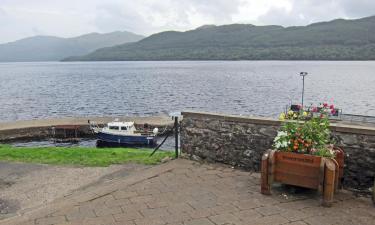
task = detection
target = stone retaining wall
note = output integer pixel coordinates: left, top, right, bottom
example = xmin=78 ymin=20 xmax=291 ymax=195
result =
xmin=0 ymin=125 xmax=93 ymax=142
xmin=181 ymin=111 xmax=375 ymax=189
xmin=0 ymin=116 xmax=173 ymax=142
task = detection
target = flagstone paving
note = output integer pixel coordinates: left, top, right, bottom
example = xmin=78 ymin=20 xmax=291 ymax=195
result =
xmin=1 ymin=159 xmax=373 ymax=225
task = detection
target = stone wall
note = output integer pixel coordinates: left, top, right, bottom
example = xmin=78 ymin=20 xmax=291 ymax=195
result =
xmin=0 ymin=124 xmax=170 ymax=142
xmin=0 ymin=125 xmax=93 ymax=142
xmin=181 ymin=111 xmax=375 ymax=189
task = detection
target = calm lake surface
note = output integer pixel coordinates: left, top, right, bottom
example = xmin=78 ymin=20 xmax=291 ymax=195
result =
xmin=0 ymin=61 xmax=374 ymax=122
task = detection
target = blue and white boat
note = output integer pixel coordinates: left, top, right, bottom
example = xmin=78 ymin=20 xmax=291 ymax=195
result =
xmin=91 ymin=120 xmax=158 ymax=147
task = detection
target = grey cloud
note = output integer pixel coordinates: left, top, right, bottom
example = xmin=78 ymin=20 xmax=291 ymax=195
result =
xmin=186 ymin=0 xmax=242 ymax=22
xmin=92 ymin=0 xmax=243 ymax=34
xmin=1 ymin=0 xmax=375 ymax=43
xmin=0 ymin=8 xmax=6 ymax=28
xmin=0 ymin=7 xmax=7 ymax=21
xmin=340 ymin=0 xmax=375 ymax=17
xmin=32 ymin=27 xmax=44 ymax=36
xmin=93 ymin=3 xmax=152 ymax=34
xmin=259 ymin=0 xmax=375 ymax=27
xmin=258 ymin=7 xmax=305 ymax=27
xmin=259 ymin=0 xmax=346 ymax=27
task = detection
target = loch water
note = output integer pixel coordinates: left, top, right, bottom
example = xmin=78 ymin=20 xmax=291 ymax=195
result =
xmin=1 ymin=61 xmax=374 ymax=122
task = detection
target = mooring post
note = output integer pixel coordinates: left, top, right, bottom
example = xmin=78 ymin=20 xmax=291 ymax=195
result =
xmin=174 ymin=116 xmax=179 ymax=158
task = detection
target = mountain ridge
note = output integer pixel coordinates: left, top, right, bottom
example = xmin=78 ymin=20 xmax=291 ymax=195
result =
xmin=0 ymin=31 xmax=144 ymax=62
xmin=64 ymin=15 xmax=375 ymax=61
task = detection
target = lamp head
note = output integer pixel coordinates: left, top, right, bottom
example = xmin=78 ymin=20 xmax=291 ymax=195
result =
xmin=300 ymin=72 xmax=308 ymax=77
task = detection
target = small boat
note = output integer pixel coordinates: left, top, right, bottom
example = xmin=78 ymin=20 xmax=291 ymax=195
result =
xmin=90 ymin=120 xmax=159 ymax=147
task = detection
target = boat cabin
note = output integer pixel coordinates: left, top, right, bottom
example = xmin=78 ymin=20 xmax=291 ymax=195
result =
xmin=105 ymin=121 xmax=136 ymax=133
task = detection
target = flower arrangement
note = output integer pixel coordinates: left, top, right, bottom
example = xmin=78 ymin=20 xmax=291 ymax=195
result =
xmin=274 ymin=103 xmax=338 ymax=158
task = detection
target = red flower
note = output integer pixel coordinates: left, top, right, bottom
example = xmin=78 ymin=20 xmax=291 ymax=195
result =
xmin=331 ymin=109 xmax=336 ymax=114
xmin=330 ymin=104 xmax=334 ymax=109
xmin=323 ymin=103 xmax=328 ymax=107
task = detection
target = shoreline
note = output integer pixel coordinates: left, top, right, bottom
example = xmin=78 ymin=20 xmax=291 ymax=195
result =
xmin=0 ymin=116 xmax=173 ymax=142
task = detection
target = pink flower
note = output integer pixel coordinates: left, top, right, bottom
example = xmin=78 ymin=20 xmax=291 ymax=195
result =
xmin=330 ymin=104 xmax=334 ymax=109
xmin=323 ymin=103 xmax=328 ymax=108
xmin=331 ymin=109 xmax=336 ymax=114
xmin=312 ymin=107 xmax=318 ymax=112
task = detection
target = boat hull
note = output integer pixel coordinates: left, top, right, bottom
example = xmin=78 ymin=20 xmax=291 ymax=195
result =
xmin=96 ymin=132 xmax=156 ymax=147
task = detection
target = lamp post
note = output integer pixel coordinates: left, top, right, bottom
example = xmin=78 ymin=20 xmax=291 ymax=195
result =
xmin=300 ymin=72 xmax=308 ymax=109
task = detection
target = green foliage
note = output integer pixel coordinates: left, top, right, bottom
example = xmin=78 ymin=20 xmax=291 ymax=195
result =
xmin=274 ymin=111 xmax=334 ymax=158
xmin=0 ymin=145 xmax=173 ymax=167
xmin=65 ymin=16 xmax=375 ymax=61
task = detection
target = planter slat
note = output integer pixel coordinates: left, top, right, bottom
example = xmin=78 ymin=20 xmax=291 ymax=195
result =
xmin=275 ymin=163 xmax=320 ymax=178
xmin=275 ymin=152 xmax=322 ymax=167
xmin=275 ymin=172 xmax=320 ymax=188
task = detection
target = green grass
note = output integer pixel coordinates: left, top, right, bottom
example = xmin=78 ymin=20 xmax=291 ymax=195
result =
xmin=0 ymin=144 xmax=174 ymax=167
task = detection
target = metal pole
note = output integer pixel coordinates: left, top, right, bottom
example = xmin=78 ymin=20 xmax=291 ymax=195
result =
xmin=302 ymin=75 xmax=305 ymax=108
xmin=174 ymin=117 xmax=179 ymax=158
xmin=300 ymin=72 xmax=308 ymax=109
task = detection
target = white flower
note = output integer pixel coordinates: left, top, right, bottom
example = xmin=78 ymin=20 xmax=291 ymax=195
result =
xmin=281 ymin=141 xmax=288 ymax=148
xmin=277 ymin=131 xmax=288 ymax=137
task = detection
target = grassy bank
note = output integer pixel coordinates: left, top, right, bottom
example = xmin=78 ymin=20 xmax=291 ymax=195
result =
xmin=0 ymin=145 xmax=173 ymax=167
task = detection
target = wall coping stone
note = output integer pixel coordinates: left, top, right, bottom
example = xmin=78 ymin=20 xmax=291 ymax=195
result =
xmin=182 ymin=111 xmax=375 ymax=136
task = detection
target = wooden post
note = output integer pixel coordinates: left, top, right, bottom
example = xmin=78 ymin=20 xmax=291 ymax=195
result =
xmin=268 ymin=150 xmax=276 ymax=186
xmin=261 ymin=151 xmax=271 ymax=195
xmin=322 ymin=159 xmax=336 ymax=207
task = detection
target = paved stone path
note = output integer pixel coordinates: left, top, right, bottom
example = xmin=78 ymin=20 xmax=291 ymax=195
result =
xmin=1 ymin=159 xmax=373 ymax=225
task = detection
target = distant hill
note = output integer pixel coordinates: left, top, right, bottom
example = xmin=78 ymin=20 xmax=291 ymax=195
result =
xmin=64 ymin=15 xmax=375 ymax=61
xmin=0 ymin=31 xmax=144 ymax=62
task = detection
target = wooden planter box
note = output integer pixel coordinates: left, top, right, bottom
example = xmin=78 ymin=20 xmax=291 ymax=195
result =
xmin=261 ymin=149 xmax=344 ymax=207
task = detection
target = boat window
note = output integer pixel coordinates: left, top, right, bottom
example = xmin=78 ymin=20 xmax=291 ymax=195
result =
xmin=121 ymin=127 xmax=127 ymax=131
xmin=109 ymin=126 xmax=119 ymax=130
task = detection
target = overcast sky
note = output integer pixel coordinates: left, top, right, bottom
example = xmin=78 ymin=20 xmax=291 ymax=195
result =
xmin=0 ymin=0 xmax=374 ymax=44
